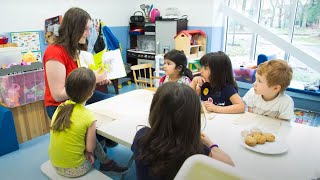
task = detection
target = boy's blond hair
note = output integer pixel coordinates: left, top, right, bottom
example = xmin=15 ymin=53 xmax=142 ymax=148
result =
xmin=257 ymin=59 xmax=293 ymax=92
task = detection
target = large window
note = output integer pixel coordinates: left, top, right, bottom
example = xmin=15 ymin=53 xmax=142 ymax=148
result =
xmin=226 ymin=19 xmax=254 ymax=66
xmin=225 ymin=0 xmax=320 ymax=89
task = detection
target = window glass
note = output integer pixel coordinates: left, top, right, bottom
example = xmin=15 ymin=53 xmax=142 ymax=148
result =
xmin=226 ymin=19 xmax=255 ymax=66
xmin=255 ymin=35 xmax=285 ymax=60
xmin=289 ymin=55 xmax=320 ymax=89
xmin=292 ymin=0 xmax=320 ymax=60
xmin=259 ymin=0 xmax=295 ymax=40
xmin=229 ymin=0 xmax=260 ymax=20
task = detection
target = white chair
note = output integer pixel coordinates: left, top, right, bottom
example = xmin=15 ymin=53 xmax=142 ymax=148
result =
xmin=174 ymin=154 xmax=255 ymax=180
xmin=40 ymin=160 xmax=112 ymax=180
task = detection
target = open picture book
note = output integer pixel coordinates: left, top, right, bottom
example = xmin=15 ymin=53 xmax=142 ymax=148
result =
xmin=79 ymin=50 xmax=126 ymax=80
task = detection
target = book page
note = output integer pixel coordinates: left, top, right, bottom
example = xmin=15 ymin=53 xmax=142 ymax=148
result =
xmin=101 ymin=49 xmax=126 ymax=80
xmin=79 ymin=50 xmax=126 ymax=80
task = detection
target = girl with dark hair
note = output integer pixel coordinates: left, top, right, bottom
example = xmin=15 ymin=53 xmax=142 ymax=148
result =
xmin=48 ymin=68 xmax=127 ymax=177
xmin=190 ymin=51 xmax=245 ymax=113
xmin=43 ymin=7 xmax=112 ymax=119
xmin=159 ymin=49 xmax=193 ymax=85
xmin=131 ymin=82 xmax=234 ymax=180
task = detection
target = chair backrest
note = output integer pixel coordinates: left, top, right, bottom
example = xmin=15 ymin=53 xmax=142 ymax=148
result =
xmin=174 ymin=154 xmax=255 ymax=180
xmin=131 ymin=63 xmax=153 ymax=89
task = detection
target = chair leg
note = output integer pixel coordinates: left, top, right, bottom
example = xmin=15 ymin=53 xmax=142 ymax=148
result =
xmin=120 ymin=154 xmax=135 ymax=180
xmin=111 ymin=79 xmax=119 ymax=94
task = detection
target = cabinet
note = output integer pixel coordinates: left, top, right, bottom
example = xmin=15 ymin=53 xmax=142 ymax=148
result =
xmin=126 ymin=19 xmax=188 ymax=69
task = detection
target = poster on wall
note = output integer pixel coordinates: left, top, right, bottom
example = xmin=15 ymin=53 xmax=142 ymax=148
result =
xmin=10 ymin=31 xmax=42 ymax=61
xmin=44 ymin=15 xmax=62 ymax=44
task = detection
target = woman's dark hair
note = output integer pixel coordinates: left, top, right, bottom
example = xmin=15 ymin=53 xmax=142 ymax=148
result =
xmin=138 ymin=82 xmax=203 ymax=179
xmin=51 ymin=67 xmax=96 ymax=132
xmin=54 ymin=7 xmax=91 ymax=60
xmin=200 ymin=51 xmax=238 ymax=91
xmin=164 ymin=49 xmax=193 ymax=80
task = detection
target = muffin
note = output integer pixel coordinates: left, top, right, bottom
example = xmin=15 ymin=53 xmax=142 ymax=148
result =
xmin=253 ymin=133 xmax=266 ymax=144
xmin=264 ymin=133 xmax=276 ymax=142
xmin=245 ymin=136 xmax=257 ymax=147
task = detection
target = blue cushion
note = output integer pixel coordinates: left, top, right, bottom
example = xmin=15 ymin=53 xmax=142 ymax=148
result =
xmin=257 ymin=54 xmax=277 ymax=66
xmin=0 ymin=106 xmax=19 ymax=156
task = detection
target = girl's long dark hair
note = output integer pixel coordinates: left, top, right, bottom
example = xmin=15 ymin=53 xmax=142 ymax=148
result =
xmin=54 ymin=7 xmax=91 ymax=60
xmin=200 ymin=51 xmax=238 ymax=91
xmin=51 ymin=68 xmax=96 ymax=132
xmin=164 ymin=49 xmax=193 ymax=80
xmin=138 ymin=82 xmax=203 ymax=179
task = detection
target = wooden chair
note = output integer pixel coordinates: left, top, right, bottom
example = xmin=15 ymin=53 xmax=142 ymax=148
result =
xmin=130 ymin=63 xmax=156 ymax=90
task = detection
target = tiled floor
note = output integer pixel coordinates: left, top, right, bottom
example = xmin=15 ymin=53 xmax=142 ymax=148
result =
xmin=0 ymin=83 xmax=137 ymax=180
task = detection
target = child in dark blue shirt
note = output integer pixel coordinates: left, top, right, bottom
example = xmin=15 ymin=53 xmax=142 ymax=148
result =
xmin=190 ymin=51 xmax=245 ymax=114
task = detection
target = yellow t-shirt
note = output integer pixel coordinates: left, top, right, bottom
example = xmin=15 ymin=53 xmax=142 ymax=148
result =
xmin=48 ymin=100 xmax=95 ymax=168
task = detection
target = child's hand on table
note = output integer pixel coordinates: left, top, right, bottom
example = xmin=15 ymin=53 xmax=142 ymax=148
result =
xmin=203 ymin=101 xmax=220 ymax=112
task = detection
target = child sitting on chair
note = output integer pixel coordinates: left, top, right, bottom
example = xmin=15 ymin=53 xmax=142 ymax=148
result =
xmin=159 ymin=49 xmax=193 ymax=85
xmin=190 ymin=51 xmax=245 ymax=114
xmin=243 ymin=59 xmax=294 ymax=120
xmin=48 ymin=68 xmax=127 ymax=178
xmin=131 ymin=82 xmax=234 ymax=180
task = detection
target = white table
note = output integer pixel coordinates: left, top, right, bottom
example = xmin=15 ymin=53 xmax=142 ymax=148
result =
xmin=86 ymin=89 xmax=320 ymax=180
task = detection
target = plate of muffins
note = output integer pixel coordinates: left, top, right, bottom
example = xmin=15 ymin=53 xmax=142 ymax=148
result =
xmin=240 ymin=128 xmax=288 ymax=154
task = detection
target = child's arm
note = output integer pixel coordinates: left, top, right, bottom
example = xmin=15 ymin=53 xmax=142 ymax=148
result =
xmin=278 ymin=97 xmax=294 ymax=120
xmin=243 ymin=88 xmax=254 ymax=113
xmin=203 ymin=93 xmax=245 ymax=113
xmin=85 ymin=121 xmax=97 ymax=153
xmin=190 ymin=76 xmax=204 ymax=95
xmin=201 ymin=133 xmax=234 ymax=166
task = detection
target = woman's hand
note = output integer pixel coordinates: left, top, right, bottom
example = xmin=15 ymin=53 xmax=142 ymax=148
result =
xmin=98 ymin=79 xmax=112 ymax=86
xmin=94 ymin=67 xmax=108 ymax=84
xmin=84 ymin=151 xmax=94 ymax=165
xmin=201 ymin=133 xmax=214 ymax=148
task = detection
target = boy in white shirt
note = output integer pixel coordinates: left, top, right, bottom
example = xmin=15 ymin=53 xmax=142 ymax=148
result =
xmin=243 ymin=59 xmax=294 ymax=120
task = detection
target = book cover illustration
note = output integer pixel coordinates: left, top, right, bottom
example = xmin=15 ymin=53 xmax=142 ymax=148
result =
xmin=79 ymin=50 xmax=126 ymax=80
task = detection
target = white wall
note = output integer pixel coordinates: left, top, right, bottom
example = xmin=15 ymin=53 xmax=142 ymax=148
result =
xmin=1 ymin=0 xmax=224 ymax=32
xmin=135 ymin=0 xmax=216 ymax=27
xmin=1 ymin=0 xmax=134 ymax=32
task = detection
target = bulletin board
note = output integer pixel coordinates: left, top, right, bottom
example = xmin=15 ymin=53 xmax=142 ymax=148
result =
xmin=10 ymin=31 xmax=42 ymax=61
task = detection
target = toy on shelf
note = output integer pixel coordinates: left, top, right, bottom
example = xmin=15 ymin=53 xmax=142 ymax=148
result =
xmin=22 ymin=51 xmax=37 ymax=63
xmin=5 ymin=84 xmax=21 ymax=107
xmin=175 ymin=30 xmax=207 ymax=61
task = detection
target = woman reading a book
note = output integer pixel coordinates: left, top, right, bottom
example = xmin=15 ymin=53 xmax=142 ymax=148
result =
xmin=43 ymin=7 xmax=113 ymax=119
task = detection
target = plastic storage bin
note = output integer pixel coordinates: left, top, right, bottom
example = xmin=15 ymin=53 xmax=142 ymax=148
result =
xmin=0 ymin=69 xmax=45 ymax=108
xmin=0 ymin=47 xmax=22 ymax=66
